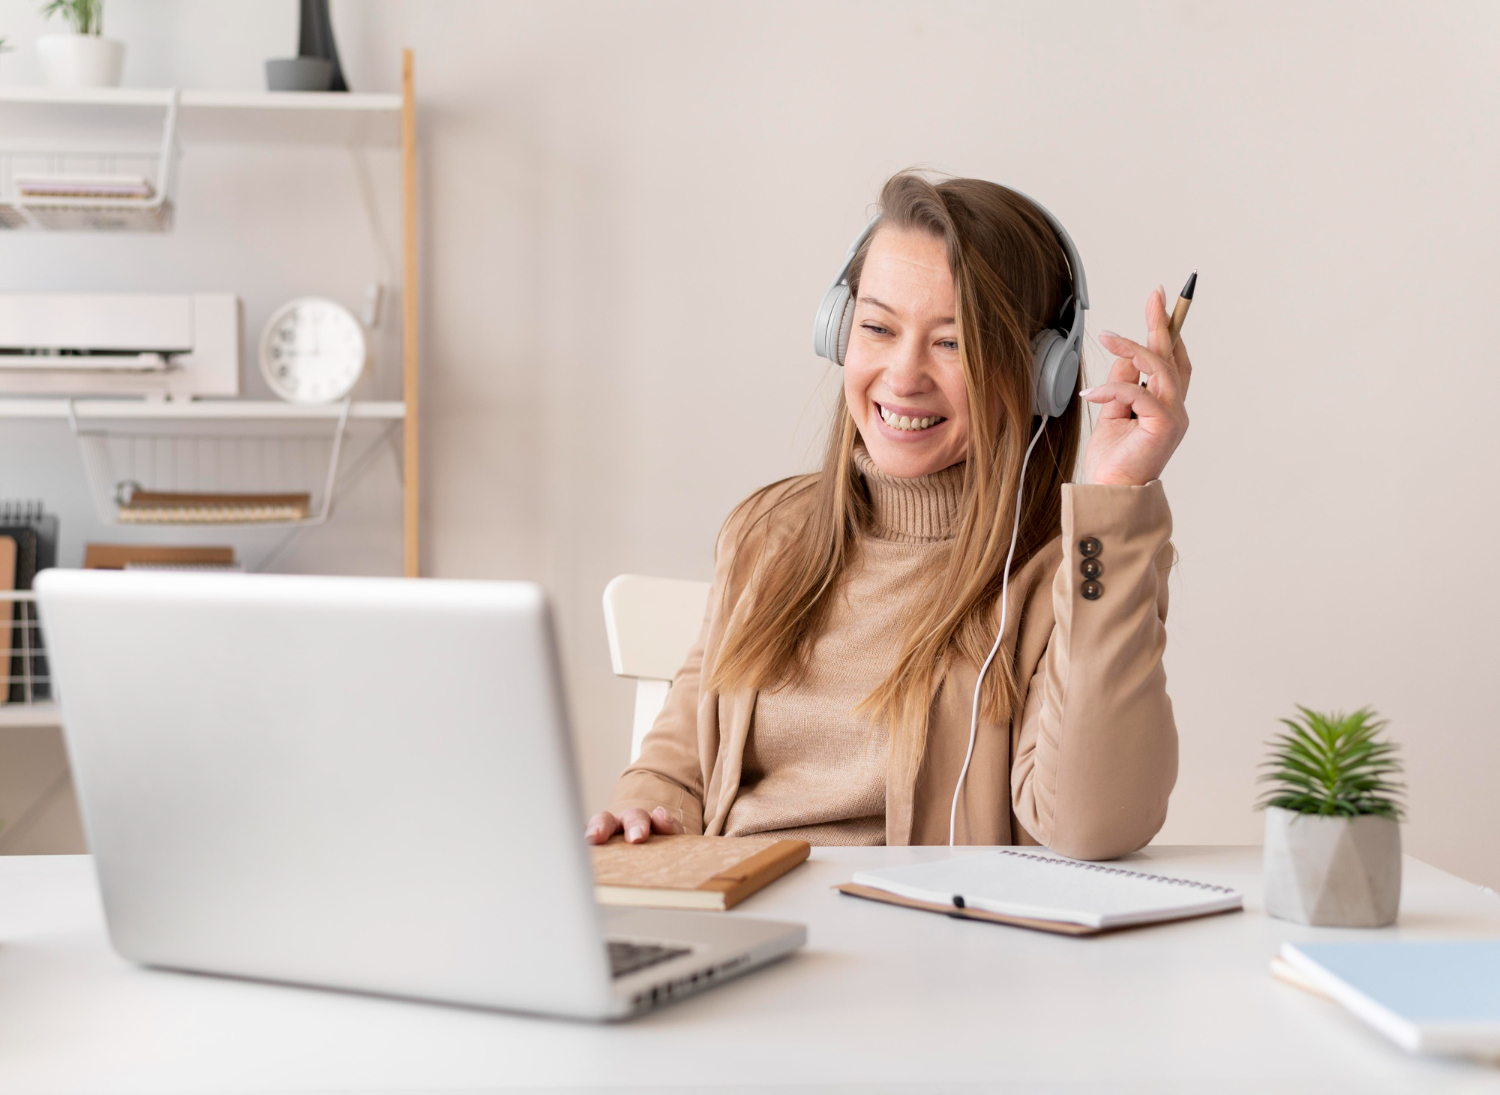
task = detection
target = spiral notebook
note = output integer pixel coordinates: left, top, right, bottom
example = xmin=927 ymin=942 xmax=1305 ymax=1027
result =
xmin=838 ymin=849 xmax=1243 ymax=936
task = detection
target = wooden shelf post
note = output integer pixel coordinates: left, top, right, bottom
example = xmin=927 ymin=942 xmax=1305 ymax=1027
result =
xmin=401 ymin=48 xmax=420 ymax=577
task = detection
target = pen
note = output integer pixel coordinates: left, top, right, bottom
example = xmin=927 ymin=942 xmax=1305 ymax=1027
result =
xmin=1134 ymin=271 xmax=1195 ymax=404
xmin=1166 ymin=270 xmax=1195 ymax=351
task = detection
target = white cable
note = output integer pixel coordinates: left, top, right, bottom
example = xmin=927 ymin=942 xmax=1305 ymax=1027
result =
xmin=949 ymin=415 xmax=1051 ymax=846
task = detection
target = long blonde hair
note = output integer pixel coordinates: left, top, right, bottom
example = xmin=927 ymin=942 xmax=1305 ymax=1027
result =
xmin=708 ymin=172 xmax=1084 ymax=782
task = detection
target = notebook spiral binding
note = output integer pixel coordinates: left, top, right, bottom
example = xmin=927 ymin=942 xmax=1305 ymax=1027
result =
xmin=996 ymin=849 xmax=1237 ymax=895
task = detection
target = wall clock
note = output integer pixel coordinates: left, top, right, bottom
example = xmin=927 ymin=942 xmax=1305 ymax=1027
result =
xmin=259 ymin=297 xmax=367 ymax=404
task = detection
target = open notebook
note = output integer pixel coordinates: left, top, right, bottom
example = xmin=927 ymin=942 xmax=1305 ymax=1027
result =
xmin=839 ymin=849 xmax=1242 ymax=935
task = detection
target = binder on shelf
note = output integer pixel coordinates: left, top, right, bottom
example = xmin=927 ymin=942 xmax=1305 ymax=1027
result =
xmin=0 ymin=501 xmax=57 ymax=703
xmin=0 ymin=535 xmax=15 ymax=706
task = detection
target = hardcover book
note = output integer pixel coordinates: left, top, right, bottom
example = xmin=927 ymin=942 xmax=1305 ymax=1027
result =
xmin=591 ymin=834 xmax=810 ymax=911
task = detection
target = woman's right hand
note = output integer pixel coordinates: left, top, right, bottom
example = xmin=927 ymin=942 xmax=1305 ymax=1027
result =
xmin=585 ymin=806 xmax=684 ymax=844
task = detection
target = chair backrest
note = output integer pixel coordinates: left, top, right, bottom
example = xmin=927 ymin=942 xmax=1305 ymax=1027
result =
xmin=601 ymin=574 xmax=711 ymax=762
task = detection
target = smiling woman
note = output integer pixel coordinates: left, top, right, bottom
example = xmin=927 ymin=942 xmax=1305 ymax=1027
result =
xmin=587 ymin=171 xmax=1192 ymax=855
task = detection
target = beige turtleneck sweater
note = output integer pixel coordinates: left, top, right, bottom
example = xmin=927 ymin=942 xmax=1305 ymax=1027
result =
xmin=721 ymin=446 xmax=964 ymax=845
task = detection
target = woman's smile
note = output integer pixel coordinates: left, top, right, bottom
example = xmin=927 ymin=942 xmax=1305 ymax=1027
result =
xmin=873 ymin=401 xmax=948 ymax=436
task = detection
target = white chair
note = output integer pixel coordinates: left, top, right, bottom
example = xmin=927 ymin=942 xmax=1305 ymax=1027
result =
xmin=602 ymin=574 xmax=711 ymax=762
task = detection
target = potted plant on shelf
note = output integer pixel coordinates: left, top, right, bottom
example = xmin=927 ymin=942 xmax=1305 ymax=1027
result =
xmin=1259 ymin=706 xmax=1404 ymax=927
xmin=37 ymin=0 xmax=123 ymax=88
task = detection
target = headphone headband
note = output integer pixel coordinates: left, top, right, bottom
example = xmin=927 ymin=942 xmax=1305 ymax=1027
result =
xmin=811 ymin=186 xmax=1089 ymax=420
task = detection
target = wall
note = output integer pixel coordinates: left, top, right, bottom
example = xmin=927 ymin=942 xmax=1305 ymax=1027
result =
xmin=1 ymin=1 xmax=1497 ymax=884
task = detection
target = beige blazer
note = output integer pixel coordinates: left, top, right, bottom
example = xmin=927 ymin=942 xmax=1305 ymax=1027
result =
xmin=608 ymin=478 xmax=1177 ymax=858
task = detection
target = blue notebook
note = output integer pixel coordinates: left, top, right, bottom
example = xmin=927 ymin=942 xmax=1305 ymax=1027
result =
xmin=1281 ymin=940 xmax=1500 ymax=1056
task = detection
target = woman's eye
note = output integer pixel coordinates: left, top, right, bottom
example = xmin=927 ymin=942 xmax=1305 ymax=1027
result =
xmin=861 ymin=323 xmax=891 ymax=336
xmin=938 ymin=339 xmax=959 ymax=351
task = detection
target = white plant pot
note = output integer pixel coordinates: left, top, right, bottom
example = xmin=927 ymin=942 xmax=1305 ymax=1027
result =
xmin=1263 ymin=805 xmax=1401 ymax=927
xmin=37 ymin=33 xmax=125 ymax=88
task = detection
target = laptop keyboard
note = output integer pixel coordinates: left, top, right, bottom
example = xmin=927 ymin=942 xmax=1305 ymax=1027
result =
xmin=608 ymin=939 xmax=691 ymax=979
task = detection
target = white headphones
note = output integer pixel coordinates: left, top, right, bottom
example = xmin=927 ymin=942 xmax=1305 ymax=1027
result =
xmin=811 ymin=192 xmax=1090 ymax=421
xmin=812 ymin=188 xmax=1091 ymax=844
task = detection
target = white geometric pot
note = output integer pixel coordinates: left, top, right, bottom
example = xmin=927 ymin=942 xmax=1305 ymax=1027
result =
xmin=37 ymin=33 xmax=125 ymax=88
xmin=1263 ymin=805 xmax=1401 ymax=927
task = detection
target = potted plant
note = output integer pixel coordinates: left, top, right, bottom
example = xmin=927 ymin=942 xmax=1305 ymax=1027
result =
xmin=37 ymin=0 xmax=123 ymax=88
xmin=1259 ymin=706 xmax=1404 ymax=927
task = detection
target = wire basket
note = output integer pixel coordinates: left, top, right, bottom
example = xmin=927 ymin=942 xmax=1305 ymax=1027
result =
xmin=71 ymin=405 xmax=351 ymax=528
xmin=0 ymin=90 xmax=177 ymax=233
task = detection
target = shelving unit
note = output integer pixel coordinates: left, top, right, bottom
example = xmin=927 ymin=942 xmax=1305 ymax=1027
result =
xmin=0 ymin=54 xmax=422 ymax=575
xmin=0 ymin=56 xmax=423 ymax=732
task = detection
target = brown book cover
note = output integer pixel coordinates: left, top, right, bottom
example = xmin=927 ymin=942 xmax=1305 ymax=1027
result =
xmin=591 ymin=834 xmax=810 ymax=911
xmin=0 ymin=535 xmax=15 ymax=707
xmin=835 ymin=881 xmax=1241 ymax=936
xmin=85 ymin=544 xmax=237 ymax=570
xmin=836 ymin=882 xmax=1101 ymax=936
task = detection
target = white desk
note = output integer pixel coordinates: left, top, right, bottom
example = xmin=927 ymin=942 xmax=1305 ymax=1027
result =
xmin=3 ymin=847 xmax=1499 ymax=1093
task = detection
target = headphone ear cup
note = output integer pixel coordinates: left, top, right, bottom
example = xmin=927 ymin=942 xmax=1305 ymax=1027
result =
xmin=813 ymin=284 xmax=854 ymax=365
xmin=1030 ymin=329 xmax=1079 ymax=419
xmin=810 ymin=283 xmax=858 ymax=364
xmin=833 ymin=291 xmax=855 ymax=365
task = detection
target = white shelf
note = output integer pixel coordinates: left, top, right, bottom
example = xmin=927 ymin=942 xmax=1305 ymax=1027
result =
xmin=0 ymin=701 xmax=61 ymax=729
xmin=180 ymin=91 xmax=401 ymax=146
xmin=0 ymin=399 xmax=405 ymax=421
xmin=0 ymin=88 xmax=401 ymax=147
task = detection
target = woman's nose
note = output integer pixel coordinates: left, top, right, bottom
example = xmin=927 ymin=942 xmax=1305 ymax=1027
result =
xmin=883 ymin=338 xmax=935 ymax=396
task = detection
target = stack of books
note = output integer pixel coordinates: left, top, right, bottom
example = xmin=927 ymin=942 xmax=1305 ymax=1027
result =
xmin=117 ymin=488 xmax=312 ymax=525
xmin=8 ymin=173 xmax=172 ymax=231
xmin=84 ymin=544 xmax=239 ymax=572
xmin=14 ymin=174 xmax=157 ymax=201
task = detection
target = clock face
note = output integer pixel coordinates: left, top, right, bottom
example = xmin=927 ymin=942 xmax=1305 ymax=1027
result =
xmin=259 ymin=297 xmax=367 ymax=404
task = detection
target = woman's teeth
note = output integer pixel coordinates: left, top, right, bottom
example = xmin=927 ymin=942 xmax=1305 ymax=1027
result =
xmin=879 ymin=405 xmax=944 ymax=432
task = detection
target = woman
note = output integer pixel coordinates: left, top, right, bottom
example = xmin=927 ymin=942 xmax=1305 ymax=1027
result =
xmin=587 ymin=172 xmax=1191 ymax=857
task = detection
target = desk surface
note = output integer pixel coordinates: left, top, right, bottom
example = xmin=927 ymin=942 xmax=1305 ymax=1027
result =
xmin=3 ymin=847 xmax=1500 ymax=1093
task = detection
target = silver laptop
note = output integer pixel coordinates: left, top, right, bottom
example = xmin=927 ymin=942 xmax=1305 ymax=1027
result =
xmin=35 ymin=569 xmax=804 ymax=1021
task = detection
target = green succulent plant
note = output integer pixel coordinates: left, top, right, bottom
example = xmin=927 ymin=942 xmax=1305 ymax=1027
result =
xmin=1258 ymin=706 xmax=1404 ymax=819
xmin=40 ymin=0 xmax=103 ymax=35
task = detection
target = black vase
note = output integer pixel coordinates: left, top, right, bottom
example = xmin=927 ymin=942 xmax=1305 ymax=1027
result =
xmin=298 ymin=0 xmax=348 ymax=92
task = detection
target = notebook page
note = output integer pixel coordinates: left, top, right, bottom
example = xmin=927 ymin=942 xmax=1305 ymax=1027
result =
xmin=852 ymin=850 xmax=1241 ymax=928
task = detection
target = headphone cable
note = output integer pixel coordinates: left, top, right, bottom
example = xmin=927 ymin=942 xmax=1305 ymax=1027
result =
xmin=948 ymin=414 xmax=1051 ymax=847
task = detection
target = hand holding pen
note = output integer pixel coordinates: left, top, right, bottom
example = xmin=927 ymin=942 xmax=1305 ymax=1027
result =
xmin=1079 ymin=273 xmax=1196 ymax=487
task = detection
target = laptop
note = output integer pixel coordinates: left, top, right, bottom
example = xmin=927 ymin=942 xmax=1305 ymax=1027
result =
xmin=34 ymin=569 xmax=805 ymax=1021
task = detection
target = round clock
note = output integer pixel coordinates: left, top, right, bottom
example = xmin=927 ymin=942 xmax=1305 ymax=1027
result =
xmin=259 ymin=297 xmax=367 ymax=404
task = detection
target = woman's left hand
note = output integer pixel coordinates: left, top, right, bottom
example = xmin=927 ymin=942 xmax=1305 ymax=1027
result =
xmin=1080 ymin=287 xmax=1192 ymax=486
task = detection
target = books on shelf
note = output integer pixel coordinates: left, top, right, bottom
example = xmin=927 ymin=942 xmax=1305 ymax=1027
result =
xmin=839 ymin=848 xmax=1243 ymax=935
xmin=0 ymin=500 xmax=57 ymax=703
xmin=117 ymin=489 xmax=311 ymax=525
xmin=591 ymin=834 xmax=810 ymax=911
xmin=14 ymin=173 xmax=156 ymax=200
xmin=84 ymin=544 xmax=238 ymax=571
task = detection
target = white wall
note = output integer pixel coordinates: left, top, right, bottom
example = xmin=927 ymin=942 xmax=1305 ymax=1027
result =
xmin=2 ymin=1 xmax=1497 ymax=885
